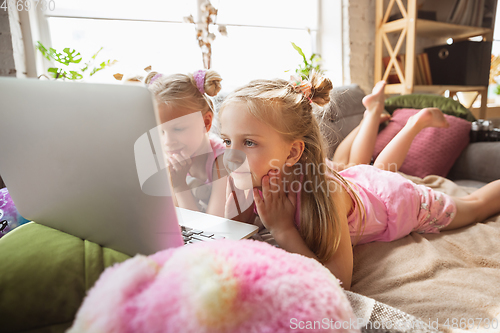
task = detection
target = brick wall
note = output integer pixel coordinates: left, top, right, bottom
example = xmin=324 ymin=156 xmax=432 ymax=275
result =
xmin=0 ymin=9 xmax=16 ymax=77
xmin=343 ymin=0 xmax=376 ymax=95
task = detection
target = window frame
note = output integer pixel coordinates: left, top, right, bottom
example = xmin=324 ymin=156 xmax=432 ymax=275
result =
xmin=23 ymin=0 xmax=343 ymax=86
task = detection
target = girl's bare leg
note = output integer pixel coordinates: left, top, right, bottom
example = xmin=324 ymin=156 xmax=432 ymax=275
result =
xmin=332 ymin=113 xmax=391 ymax=169
xmin=332 ymin=81 xmax=388 ymax=170
xmin=332 ymin=123 xmax=362 ymax=168
xmin=442 ymin=179 xmax=500 ymax=230
xmin=373 ymin=108 xmax=449 ymax=172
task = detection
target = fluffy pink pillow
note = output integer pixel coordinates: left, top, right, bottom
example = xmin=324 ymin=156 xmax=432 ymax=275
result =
xmin=372 ymin=108 xmax=471 ymax=178
xmin=68 ymin=239 xmax=359 ymax=333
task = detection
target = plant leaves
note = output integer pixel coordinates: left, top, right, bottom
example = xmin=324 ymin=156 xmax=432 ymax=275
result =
xmin=36 ymin=42 xmax=52 ymax=61
xmin=291 ymin=42 xmax=307 ymax=64
xmin=91 ymin=47 xmax=103 ymax=60
xmin=89 ymin=59 xmax=117 ymax=76
xmin=47 ymin=67 xmax=66 ymax=79
xmin=62 ymin=48 xmax=82 ymax=65
xmin=68 ymin=71 xmax=83 ymax=80
xmin=36 ymin=42 xmax=116 ymax=80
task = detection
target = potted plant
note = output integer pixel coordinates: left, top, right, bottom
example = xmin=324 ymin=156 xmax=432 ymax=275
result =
xmin=36 ymin=41 xmax=117 ymax=80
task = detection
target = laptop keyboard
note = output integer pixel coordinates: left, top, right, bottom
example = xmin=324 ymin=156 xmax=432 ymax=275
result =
xmin=181 ymin=225 xmax=225 ymax=245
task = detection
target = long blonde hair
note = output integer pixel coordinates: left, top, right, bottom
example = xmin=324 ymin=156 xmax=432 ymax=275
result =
xmin=144 ymin=70 xmax=222 ymax=114
xmin=219 ymin=73 xmax=364 ymax=262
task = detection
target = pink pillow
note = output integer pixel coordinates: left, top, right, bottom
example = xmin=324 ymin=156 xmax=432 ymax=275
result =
xmin=372 ymin=108 xmax=471 ymax=178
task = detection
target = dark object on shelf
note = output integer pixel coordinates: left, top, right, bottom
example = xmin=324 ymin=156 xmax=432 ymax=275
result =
xmin=490 ymin=128 xmax=500 ymax=141
xmin=425 ymin=41 xmax=492 ymax=86
xmin=470 ymin=119 xmax=500 ymax=142
xmin=470 ymin=121 xmax=480 ymax=142
xmin=388 ymin=10 xmax=437 ymax=22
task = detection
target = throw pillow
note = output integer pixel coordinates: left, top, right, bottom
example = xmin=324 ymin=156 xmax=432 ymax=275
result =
xmin=384 ymin=94 xmax=476 ymax=122
xmin=372 ymin=108 xmax=472 ymax=178
xmin=68 ymin=239 xmax=358 ymax=333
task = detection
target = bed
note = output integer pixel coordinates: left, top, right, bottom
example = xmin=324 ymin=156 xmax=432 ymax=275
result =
xmin=324 ymin=84 xmax=500 ymax=332
xmin=349 ymin=174 xmax=500 ymax=332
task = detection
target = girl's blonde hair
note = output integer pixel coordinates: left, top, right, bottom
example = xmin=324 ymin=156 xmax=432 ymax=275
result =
xmin=144 ymin=70 xmax=222 ymax=114
xmin=219 ymin=73 xmax=364 ymax=262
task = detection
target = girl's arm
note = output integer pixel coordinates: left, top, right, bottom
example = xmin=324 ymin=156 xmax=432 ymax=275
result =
xmin=205 ymin=155 xmax=228 ymax=217
xmin=173 ymin=185 xmax=202 ymax=211
xmin=254 ymin=170 xmax=353 ymax=289
xmin=320 ymin=208 xmax=353 ymax=289
xmin=272 ymin=213 xmax=353 ymax=290
xmin=206 ymin=155 xmax=256 ymax=223
xmin=167 ymin=153 xmax=199 ymax=211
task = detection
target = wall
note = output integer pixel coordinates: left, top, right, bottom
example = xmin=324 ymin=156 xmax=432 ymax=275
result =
xmin=0 ymin=8 xmax=16 ymax=77
xmin=342 ymin=0 xmax=376 ymax=94
xmin=0 ymin=5 xmax=28 ymax=78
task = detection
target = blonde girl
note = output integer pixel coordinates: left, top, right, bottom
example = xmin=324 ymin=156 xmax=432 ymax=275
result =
xmin=218 ymin=73 xmax=500 ymax=290
xmin=145 ymin=70 xmax=228 ymax=216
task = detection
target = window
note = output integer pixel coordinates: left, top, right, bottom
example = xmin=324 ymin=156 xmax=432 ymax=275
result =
xmin=38 ymin=0 xmax=339 ymax=90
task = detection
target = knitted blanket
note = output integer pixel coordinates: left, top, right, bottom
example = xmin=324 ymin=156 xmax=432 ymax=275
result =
xmin=350 ymin=174 xmax=500 ymax=333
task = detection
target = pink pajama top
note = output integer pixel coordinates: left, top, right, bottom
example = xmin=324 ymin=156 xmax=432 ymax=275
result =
xmin=185 ymin=135 xmax=225 ymax=212
xmin=292 ymin=161 xmax=456 ymax=245
xmin=336 ymin=164 xmax=456 ymax=245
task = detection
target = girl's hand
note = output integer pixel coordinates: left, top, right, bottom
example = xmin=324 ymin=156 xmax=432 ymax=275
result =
xmin=254 ymin=169 xmax=297 ymax=236
xmin=224 ymin=176 xmax=255 ymax=223
xmin=165 ymin=152 xmax=192 ymax=190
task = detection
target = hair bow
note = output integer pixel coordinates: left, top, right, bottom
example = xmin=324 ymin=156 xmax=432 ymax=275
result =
xmin=289 ymin=75 xmax=312 ymax=103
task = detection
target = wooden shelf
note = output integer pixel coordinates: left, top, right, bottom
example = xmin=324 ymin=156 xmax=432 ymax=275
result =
xmin=471 ymin=105 xmax=500 ymax=119
xmin=385 ymin=84 xmax=488 ymax=94
xmin=383 ymin=18 xmax=493 ymax=40
xmin=416 ymin=19 xmax=493 ymax=39
xmin=375 ymin=0 xmax=497 ymax=119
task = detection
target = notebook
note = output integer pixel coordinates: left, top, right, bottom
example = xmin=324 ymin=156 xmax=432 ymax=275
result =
xmin=0 ymin=77 xmax=258 ymax=256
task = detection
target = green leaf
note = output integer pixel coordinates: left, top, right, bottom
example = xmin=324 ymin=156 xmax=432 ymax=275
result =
xmin=89 ymin=62 xmax=106 ymax=76
xmin=47 ymin=67 xmax=59 ymax=78
xmin=91 ymin=47 xmax=103 ymax=60
xmin=47 ymin=67 xmax=67 ymax=79
xmin=61 ymin=48 xmax=82 ymax=65
xmin=89 ymin=59 xmax=117 ymax=76
xmin=68 ymin=71 xmax=83 ymax=80
xmin=36 ymin=43 xmax=116 ymax=80
xmin=291 ymin=42 xmax=307 ymax=64
xmin=81 ymin=62 xmax=90 ymax=73
xmin=36 ymin=41 xmax=52 ymax=61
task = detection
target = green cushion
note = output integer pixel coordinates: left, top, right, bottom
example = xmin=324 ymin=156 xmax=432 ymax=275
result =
xmin=0 ymin=222 xmax=130 ymax=333
xmin=384 ymin=94 xmax=476 ymax=122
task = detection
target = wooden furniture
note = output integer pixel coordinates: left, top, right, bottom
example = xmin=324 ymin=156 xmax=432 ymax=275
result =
xmin=471 ymin=104 xmax=500 ymax=119
xmin=375 ymin=0 xmax=497 ymax=119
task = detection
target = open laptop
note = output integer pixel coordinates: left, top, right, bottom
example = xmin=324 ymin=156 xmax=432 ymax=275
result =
xmin=0 ymin=77 xmax=258 ymax=256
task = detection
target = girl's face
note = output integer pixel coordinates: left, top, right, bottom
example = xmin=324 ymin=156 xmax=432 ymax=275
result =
xmin=158 ymin=103 xmax=212 ymax=158
xmin=220 ymin=102 xmax=292 ymax=189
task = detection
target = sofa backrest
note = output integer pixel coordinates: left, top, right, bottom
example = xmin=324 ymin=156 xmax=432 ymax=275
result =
xmin=321 ymin=84 xmax=366 ymax=158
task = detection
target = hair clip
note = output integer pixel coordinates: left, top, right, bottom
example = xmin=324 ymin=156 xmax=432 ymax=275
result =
xmin=193 ymin=70 xmax=206 ymax=95
xmin=289 ymin=75 xmax=312 ymax=103
xmin=149 ymin=73 xmax=163 ymax=85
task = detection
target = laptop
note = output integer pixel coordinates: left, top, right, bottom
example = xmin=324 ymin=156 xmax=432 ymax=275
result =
xmin=0 ymin=77 xmax=258 ymax=256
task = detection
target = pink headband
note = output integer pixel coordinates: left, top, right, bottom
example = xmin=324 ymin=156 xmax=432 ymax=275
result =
xmin=193 ymin=70 xmax=206 ymax=95
xmin=149 ymin=73 xmax=162 ymax=85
